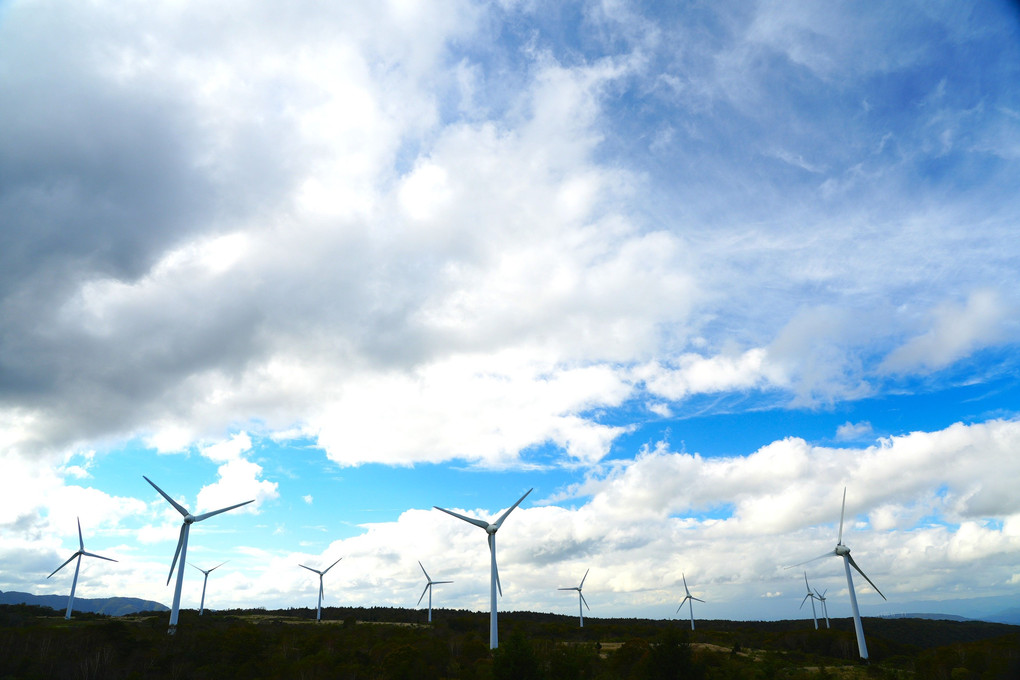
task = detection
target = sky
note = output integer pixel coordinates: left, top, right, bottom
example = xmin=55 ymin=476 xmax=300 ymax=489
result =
xmin=2 ymin=0 xmax=1020 ymax=624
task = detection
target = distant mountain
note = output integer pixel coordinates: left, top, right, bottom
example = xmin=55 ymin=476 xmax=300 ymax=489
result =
xmin=880 ymin=613 xmax=973 ymax=622
xmin=985 ymin=606 xmax=1020 ymax=626
xmin=0 ymin=590 xmax=168 ymax=616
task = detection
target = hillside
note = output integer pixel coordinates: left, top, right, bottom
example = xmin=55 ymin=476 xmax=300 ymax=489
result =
xmin=0 ymin=590 xmax=168 ymax=616
xmin=1 ymin=603 xmax=1017 ymax=679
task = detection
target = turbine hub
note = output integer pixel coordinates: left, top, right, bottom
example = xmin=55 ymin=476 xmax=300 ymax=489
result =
xmin=486 ymin=524 xmax=498 ymax=534
xmin=184 ymin=515 xmax=195 ymax=524
xmin=835 ymin=544 xmax=850 ymax=556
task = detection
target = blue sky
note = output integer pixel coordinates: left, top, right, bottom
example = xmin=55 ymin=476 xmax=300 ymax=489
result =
xmin=2 ymin=0 xmax=1020 ymax=623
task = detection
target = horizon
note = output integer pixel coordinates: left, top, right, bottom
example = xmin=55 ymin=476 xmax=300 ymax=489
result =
xmin=2 ymin=1 xmax=1020 ymax=628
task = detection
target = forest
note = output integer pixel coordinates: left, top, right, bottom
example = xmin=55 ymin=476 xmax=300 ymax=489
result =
xmin=1 ymin=603 xmax=1017 ymax=679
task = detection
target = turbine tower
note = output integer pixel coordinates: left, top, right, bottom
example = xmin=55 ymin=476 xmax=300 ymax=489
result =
xmin=434 ymin=487 xmax=533 ymax=649
xmin=417 ymin=561 xmax=452 ymax=623
xmin=299 ymin=556 xmax=343 ymax=621
xmin=676 ymin=573 xmax=704 ymax=631
xmin=800 ymin=571 xmax=820 ymax=629
xmin=190 ymin=561 xmax=227 ymax=615
xmin=815 ymin=587 xmax=831 ymax=628
xmin=144 ymin=475 xmax=253 ymax=634
xmin=558 ymin=569 xmax=590 ymax=627
xmin=793 ymin=487 xmax=886 ymax=659
xmin=47 ymin=517 xmax=117 ymax=620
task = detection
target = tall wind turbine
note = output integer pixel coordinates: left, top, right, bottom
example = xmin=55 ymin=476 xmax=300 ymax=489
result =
xmin=144 ymin=475 xmax=253 ymax=634
xmin=815 ymin=587 xmax=831 ymax=628
xmin=676 ymin=573 xmax=704 ymax=631
xmin=190 ymin=561 xmax=227 ymax=615
xmin=299 ymin=556 xmax=343 ymax=621
xmin=47 ymin=517 xmax=117 ymax=620
xmin=793 ymin=487 xmax=886 ymax=660
xmin=558 ymin=569 xmax=590 ymax=628
xmin=800 ymin=572 xmax=819 ymax=630
xmin=417 ymin=561 xmax=452 ymax=623
xmin=434 ymin=487 xmax=532 ymax=649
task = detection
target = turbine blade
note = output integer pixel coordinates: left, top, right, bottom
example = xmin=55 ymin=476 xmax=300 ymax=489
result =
xmin=676 ymin=595 xmax=691 ymax=613
xmin=558 ymin=587 xmax=575 ymax=591
xmin=48 ymin=553 xmax=79 ymax=578
xmin=847 ymin=554 xmax=886 ymax=600
xmin=434 ymin=505 xmax=489 ymax=530
xmin=417 ymin=583 xmax=430 ymax=606
xmin=489 ymin=532 xmax=502 ymax=597
xmin=493 ymin=488 xmax=533 ymax=529
xmin=838 ymin=487 xmax=847 ymax=545
xmin=419 ymin=561 xmax=430 ymax=580
xmin=81 ymin=551 xmax=117 ymax=563
xmin=789 ymin=550 xmax=838 ymax=568
xmin=192 ymin=498 xmax=254 ymax=522
xmin=692 ymin=597 xmax=705 ymax=603
xmin=167 ymin=523 xmax=186 ymax=585
xmin=435 ymin=580 xmax=453 ymax=585
xmin=319 ymin=580 xmax=324 ymax=602
xmin=580 ymin=592 xmax=590 ymax=611
xmin=77 ymin=517 xmax=84 ymax=551
xmin=579 ymin=568 xmax=589 ymax=589
xmin=209 ymin=561 xmax=228 ymax=572
xmin=800 ymin=593 xmax=810 ymax=609
xmin=143 ymin=476 xmax=190 ymax=517
xmin=299 ymin=564 xmax=321 ymax=574
xmin=322 ymin=556 xmax=343 ymax=574
xmin=803 ymin=572 xmax=810 ymax=591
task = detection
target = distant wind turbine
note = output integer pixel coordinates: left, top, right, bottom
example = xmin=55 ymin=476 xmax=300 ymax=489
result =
xmin=558 ymin=569 xmax=590 ymax=628
xmin=800 ymin=572 xmax=820 ymax=629
xmin=47 ymin=517 xmax=117 ymax=620
xmin=299 ymin=556 xmax=343 ymax=621
xmin=417 ymin=561 xmax=452 ymax=623
xmin=676 ymin=573 xmax=705 ymax=631
xmin=190 ymin=561 xmax=227 ymax=615
xmin=792 ymin=487 xmax=886 ymax=659
xmin=143 ymin=475 xmax=253 ymax=634
xmin=815 ymin=587 xmax=831 ymax=628
xmin=434 ymin=487 xmax=533 ymax=649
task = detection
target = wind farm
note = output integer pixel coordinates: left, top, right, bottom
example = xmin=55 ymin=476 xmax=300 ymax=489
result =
xmin=416 ymin=561 xmax=451 ymax=623
xmin=558 ymin=568 xmax=590 ymax=627
xmin=434 ymin=488 xmax=533 ymax=649
xmin=299 ymin=556 xmax=343 ymax=622
xmin=143 ymin=476 xmax=254 ymax=634
xmin=676 ymin=573 xmax=705 ymax=631
xmin=190 ymin=561 xmax=226 ymax=615
xmin=46 ymin=517 xmax=117 ymax=620
xmin=792 ymin=488 xmax=887 ymax=660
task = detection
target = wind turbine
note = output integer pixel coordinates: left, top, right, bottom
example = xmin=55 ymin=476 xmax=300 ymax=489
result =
xmin=190 ymin=561 xmax=227 ymax=615
xmin=676 ymin=573 xmax=704 ymax=631
xmin=417 ymin=561 xmax=452 ymax=623
xmin=143 ymin=475 xmax=253 ymax=634
xmin=434 ymin=487 xmax=532 ymax=649
xmin=815 ymin=587 xmax=831 ymax=628
xmin=558 ymin=568 xmax=590 ymax=628
xmin=793 ymin=487 xmax=886 ymax=660
xmin=800 ymin=571 xmax=819 ymax=630
xmin=299 ymin=556 xmax=343 ymax=621
xmin=47 ymin=517 xmax=117 ymax=620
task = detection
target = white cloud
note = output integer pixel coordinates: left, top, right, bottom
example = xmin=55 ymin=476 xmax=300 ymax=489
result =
xmin=881 ymin=289 xmax=1014 ymax=373
xmin=835 ymin=421 xmax=873 ymax=442
xmin=197 ymin=433 xmax=279 ymax=513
